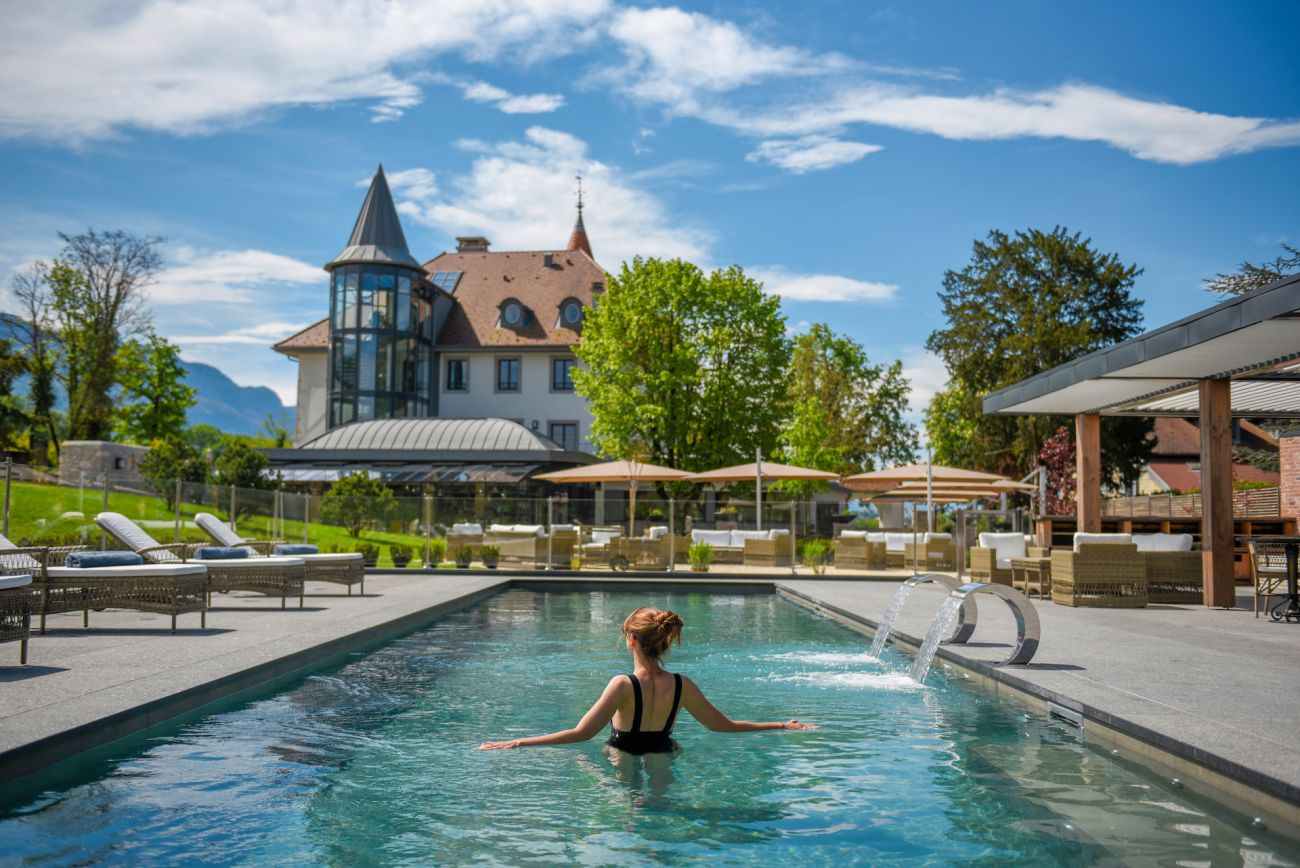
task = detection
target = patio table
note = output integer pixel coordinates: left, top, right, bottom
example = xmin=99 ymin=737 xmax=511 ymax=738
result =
xmin=1246 ymin=536 xmax=1300 ymax=623
xmin=1009 ymin=556 xmax=1051 ymax=600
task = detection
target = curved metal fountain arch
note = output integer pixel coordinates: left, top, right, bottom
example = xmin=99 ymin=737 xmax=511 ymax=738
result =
xmin=909 ymin=582 xmax=1041 ymax=682
xmin=868 ymin=573 xmax=978 ymax=657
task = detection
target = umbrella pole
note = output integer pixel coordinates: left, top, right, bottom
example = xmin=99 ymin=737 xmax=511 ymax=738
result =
xmin=755 ymin=446 xmax=763 ymax=532
xmin=926 ymin=445 xmax=934 ymax=534
xmin=628 ymin=482 xmax=637 ymax=538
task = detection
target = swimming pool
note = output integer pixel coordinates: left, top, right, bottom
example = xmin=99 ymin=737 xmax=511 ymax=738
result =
xmin=2 ymin=589 xmax=1296 ymax=865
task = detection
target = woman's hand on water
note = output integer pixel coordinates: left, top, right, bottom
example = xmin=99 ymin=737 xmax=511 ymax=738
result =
xmin=782 ymin=720 xmax=819 ymax=731
xmin=477 ymin=739 xmax=522 ymax=750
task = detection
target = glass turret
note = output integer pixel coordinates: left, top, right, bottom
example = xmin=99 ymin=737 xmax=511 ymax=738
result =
xmin=325 ymin=165 xmax=433 ymax=428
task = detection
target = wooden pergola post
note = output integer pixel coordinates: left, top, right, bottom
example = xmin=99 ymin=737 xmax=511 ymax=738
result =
xmin=1075 ymin=412 xmax=1102 ymax=533
xmin=1200 ymin=378 xmax=1235 ymax=607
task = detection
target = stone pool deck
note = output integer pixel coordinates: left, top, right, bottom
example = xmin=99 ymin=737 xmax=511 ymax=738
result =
xmin=2 ymin=572 xmax=1298 ymax=831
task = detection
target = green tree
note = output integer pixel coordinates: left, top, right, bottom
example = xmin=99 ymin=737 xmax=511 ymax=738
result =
xmin=0 ymin=339 xmax=27 ymax=450
xmin=212 ymin=437 xmax=270 ymax=489
xmin=574 ymin=258 xmax=791 ymax=476
xmin=1206 ymin=243 xmax=1300 ymax=296
xmin=924 ymin=384 xmax=981 ymax=470
xmin=320 ymin=471 xmax=394 ymax=537
xmin=261 ymin=412 xmax=293 ymax=448
xmin=185 ymin=423 xmax=225 ymax=455
xmin=139 ymin=435 xmax=210 ymax=508
xmin=926 ymin=227 xmax=1154 ymax=483
xmin=10 ymin=263 xmax=60 ymax=459
xmin=113 ymin=332 xmax=197 ymax=444
xmin=778 ymin=324 xmax=916 ymax=494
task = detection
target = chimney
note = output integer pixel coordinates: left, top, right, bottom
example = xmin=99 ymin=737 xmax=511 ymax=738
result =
xmin=456 ymin=236 xmax=490 ymax=253
xmin=543 ymin=253 xmax=554 ymax=268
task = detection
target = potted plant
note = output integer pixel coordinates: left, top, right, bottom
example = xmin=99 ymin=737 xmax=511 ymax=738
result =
xmin=425 ymin=538 xmax=447 ymax=567
xmin=570 ymin=554 xmax=583 ymax=570
xmin=454 ymin=545 xmax=474 ymax=568
xmin=390 ymin=543 xmax=412 ymax=569
xmin=801 ymin=539 xmax=832 ymax=575
xmin=356 ymin=542 xmax=380 ymax=568
xmin=480 ymin=545 xmax=500 ymax=569
xmin=689 ymin=542 xmax=714 ymax=573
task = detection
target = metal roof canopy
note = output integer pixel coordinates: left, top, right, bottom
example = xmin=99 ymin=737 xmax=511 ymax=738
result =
xmin=982 ymin=273 xmax=1300 ymax=418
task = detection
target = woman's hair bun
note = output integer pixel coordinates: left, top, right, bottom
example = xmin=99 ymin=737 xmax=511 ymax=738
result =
xmin=623 ymin=607 xmax=684 ymax=659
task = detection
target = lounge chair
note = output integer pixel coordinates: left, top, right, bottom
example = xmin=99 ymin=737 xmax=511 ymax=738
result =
xmin=0 ymin=573 xmax=33 ymax=663
xmin=882 ymin=533 xmax=914 ymax=569
xmin=577 ymin=527 xmax=622 ymax=568
xmin=834 ymin=531 xmax=885 ymax=569
xmin=904 ymin=533 xmax=956 ymax=571
xmin=1 ymin=532 xmax=207 ymax=634
xmin=96 ymin=512 xmax=306 ymax=609
xmin=1050 ymin=533 xmax=1147 ymax=608
xmin=194 ymin=513 xmax=366 ymax=594
xmin=969 ymin=532 xmax=1045 ymax=586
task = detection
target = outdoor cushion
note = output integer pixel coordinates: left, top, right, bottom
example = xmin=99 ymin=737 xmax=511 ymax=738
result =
xmin=274 ymin=544 xmax=320 ymax=555
xmin=839 ymin=530 xmax=868 ymax=539
xmin=1131 ymin=533 xmax=1193 ymax=553
xmin=867 ymin=532 xmax=886 ymax=543
xmin=0 ymin=574 xmax=33 ymax=590
xmin=194 ymin=546 xmax=249 ymax=560
xmin=923 ymin=533 xmax=952 ymax=542
xmin=488 ymin=524 xmax=513 ymax=533
xmin=297 ymin=552 xmax=363 ymax=562
xmin=977 ymin=532 xmax=1027 ymax=570
xmin=551 ymin=524 xmax=578 ymax=532
xmin=46 ymin=564 xmax=207 ymax=579
xmin=769 ymin=529 xmax=790 ymax=538
xmin=883 ymin=533 xmax=913 ymax=553
xmin=1073 ymin=532 xmax=1133 ymax=552
xmin=451 ymin=523 xmax=483 ymax=535
xmin=692 ymin=529 xmax=733 ymax=548
xmin=591 ymin=530 xmax=622 ymax=545
xmin=65 ymin=551 xmax=145 ymax=568
xmin=731 ymin=530 xmax=770 ymax=547
xmin=647 ymin=526 xmax=669 ymax=540
xmin=194 ymin=513 xmax=243 ymax=546
xmin=186 ymin=556 xmax=304 ymax=568
xmin=512 ymin=525 xmax=545 ymax=536
xmin=95 ymin=512 xmax=166 ymax=557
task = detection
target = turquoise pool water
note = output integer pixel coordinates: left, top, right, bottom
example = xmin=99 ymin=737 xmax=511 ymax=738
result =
xmin=2 ymin=589 xmax=1296 ymax=865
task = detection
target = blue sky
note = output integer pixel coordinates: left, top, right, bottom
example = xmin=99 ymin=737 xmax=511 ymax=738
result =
xmin=1 ymin=0 xmax=1297 ymax=416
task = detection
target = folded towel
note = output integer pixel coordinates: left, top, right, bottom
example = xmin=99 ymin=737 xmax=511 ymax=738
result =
xmin=64 ymin=551 xmax=145 ymax=569
xmin=274 ymin=544 xmax=319 ymax=555
xmin=194 ymin=546 xmax=250 ymax=560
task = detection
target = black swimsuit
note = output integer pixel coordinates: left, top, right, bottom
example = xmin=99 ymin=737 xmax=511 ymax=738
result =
xmin=607 ymin=673 xmax=682 ymax=755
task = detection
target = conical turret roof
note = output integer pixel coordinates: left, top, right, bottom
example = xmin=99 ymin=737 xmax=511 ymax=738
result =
xmin=328 ymin=165 xmax=422 ymax=270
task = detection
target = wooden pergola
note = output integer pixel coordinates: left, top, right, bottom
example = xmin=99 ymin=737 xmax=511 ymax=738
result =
xmin=982 ymin=274 xmax=1300 ymax=608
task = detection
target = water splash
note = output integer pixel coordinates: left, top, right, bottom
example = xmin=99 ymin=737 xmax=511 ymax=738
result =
xmin=868 ymin=584 xmax=915 ymax=657
xmin=909 ymin=595 xmax=964 ymax=683
xmin=767 ymin=671 xmax=924 ymax=691
xmin=767 ymin=651 xmax=883 ymax=666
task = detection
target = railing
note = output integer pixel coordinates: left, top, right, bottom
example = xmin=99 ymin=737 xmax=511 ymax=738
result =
xmin=1102 ymin=487 xmax=1281 ymax=519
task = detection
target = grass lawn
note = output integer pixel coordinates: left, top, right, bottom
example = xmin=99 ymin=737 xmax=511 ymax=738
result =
xmin=5 ymin=481 xmax=442 ymax=569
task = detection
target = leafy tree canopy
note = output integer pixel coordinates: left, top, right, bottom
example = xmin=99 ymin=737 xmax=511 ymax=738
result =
xmin=320 ymin=471 xmax=395 ymax=537
xmin=925 ymin=227 xmax=1154 ymax=483
xmin=113 ymin=331 xmax=197 ymax=444
xmin=778 ymin=324 xmax=916 ymax=494
xmin=0 ymin=339 xmax=28 ymax=450
xmin=574 ymin=258 xmax=791 ymax=475
xmin=1206 ymin=243 xmax=1300 ymax=296
xmin=212 ymin=436 xmax=270 ymax=490
xmin=139 ymin=435 xmax=210 ymax=508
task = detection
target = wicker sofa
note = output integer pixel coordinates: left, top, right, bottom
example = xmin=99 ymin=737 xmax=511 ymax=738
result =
xmin=689 ymin=529 xmax=788 ymax=565
xmin=834 ymin=531 xmax=885 ymax=569
xmin=1051 ymin=534 xmax=1147 ymax=608
xmin=484 ymin=524 xmax=579 ymax=569
xmin=1132 ymin=533 xmax=1201 ymax=604
xmin=968 ymin=532 xmax=1044 ymax=586
xmin=904 ymin=533 xmax=956 ymax=571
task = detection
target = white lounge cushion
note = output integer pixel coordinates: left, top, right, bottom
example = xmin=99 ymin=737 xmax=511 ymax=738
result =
xmin=488 ymin=524 xmax=513 ymax=533
xmin=839 ymin=530 xmax=868 ymax=539
xmin=298 ymin=552 xmax=365 ymax=563
xmin=978 ymin=532 xmax=1027 ymax=570
xmin=1073 ymin=532 xmax=1132 ymax=552
xmin=691 ymin=529 xmax=733 ymax=548
xmin=511 ymin=524 xmax=545 ymax=536
xmin=96 ymin=512 xmax=171 ymax=558
xmin=591 ymin=530 xmax=622 ymax=545
xmin=0 ymin=573 xmax=34 ymax=589
xmin=46 ymin=564 xmax=207 ymax=579
xmin=1131 ymin=533 xmax=1192 ymax=553
xmin=867 ymin=532 xmax=886 ymax=543
xmin=185 ymin=556 xmax=305 ymax=568
xmin=769 ymin=529 xmax=790 ymax=538
xmin=923 ymin=533 xmax=952 ymax=543
xmin=451 ymin=523 xmax=484 ymax=535
xmin=194 ymin=513 xmax=242 ymax=546
xmin=551 ymin=524 xmax=578 ymax=532
xmin=731 ymin=530 xmax=770 ymax=547
xmin=883 ymin=533 xmax=912 ymax=553
xmin=647 ymin=526 xmax=670 ymax=540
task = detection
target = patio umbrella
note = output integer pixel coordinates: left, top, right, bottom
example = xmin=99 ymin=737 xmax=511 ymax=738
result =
xmin=844 ymin=463 xmax=1018 ymax=532
xmin=685 ymin=459 xmax=839 ymax=531
xmin=535 ymin=460 xmax=692 ymax=536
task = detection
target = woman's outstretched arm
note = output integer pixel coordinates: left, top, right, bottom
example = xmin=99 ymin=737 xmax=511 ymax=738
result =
xmin=478 ymin=676 xmax=628 ymax=750
xmin=680 ymin=675 xmax=818 ymax=733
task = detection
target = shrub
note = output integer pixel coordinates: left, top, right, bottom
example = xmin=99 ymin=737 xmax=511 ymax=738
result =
xmin=355 ymin=542 xmax=380 ymax=566
xmin=424 ymin=537 xmax=447 ymax=566
xmin=389 ymin=543 xmax=412 ymax=567
xmin=453 ymin=545 xmax=474 ymax=568
xmin=479 ymin=545 xmax=500 ymax=568
xmin=320 ymin=471 xmax=395 ymax=537
xmin=689 ymin=542 xmax=714 ymax=570
xmin=801 ymin=538 xmax=832 ymax=574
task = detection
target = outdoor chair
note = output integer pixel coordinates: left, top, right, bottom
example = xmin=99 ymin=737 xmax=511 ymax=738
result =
xmin=577 ymin=527 xmax=623 ymax=567
xmin=743 ymin=529 xmax=793 ymax=569
xmin=968 ymin=532 xmax=1043 ymax=586
xmin=96 ymin=512 xmax=306 ymax=609
xmin=1050 ymin=534 xmax=1147 ymax=608
xmin=483 ymin=524 xmax=578 ymax=569
xmin=1132 ymin=533 xmax=1202 ymax=604
xmin=904 ymin=533 xmax=956 ymax=571
xmin=0 ymin=531 xmax=207 ymax=634
xmin=834 ymin=531 xmax=885 ymax=570
xmin=446 ymin=523 xmax=485 ymax=552
xmin=195 ymin=513 xmax=366 ymax=594
xmin=883 ymin=533 xmax=913 ymax=569
xmin=0 ymin=573 xmax=34 ymax=663
xmin=1247 ymin=540 xmax=1291 ymax=618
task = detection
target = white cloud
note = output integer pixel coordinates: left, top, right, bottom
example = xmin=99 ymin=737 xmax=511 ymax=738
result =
xmin=901 ymin=349 xmax=950 ymax=419
xmin=373 ymin=168 xmax=439 ymax=201
xmin=394 ymin=126 xmax=711 ymax=267
xmin=149 ymin=248 xmax=321 ymax=305
xmin=462 ymin=80 xmax=565 ymax=114
xmin=746 ymin=136 xmax=881 ymax=173
xmin=0 ymin=0 xmax=606 ymax=141
xmin=751 ymin=267 xmax=897 ymax=303
xmin=172 ymin=321 xmax=314 ymax=346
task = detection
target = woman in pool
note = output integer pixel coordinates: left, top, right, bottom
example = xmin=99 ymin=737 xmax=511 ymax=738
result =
xmin=478 ymin=606 xmax=817 ymax=753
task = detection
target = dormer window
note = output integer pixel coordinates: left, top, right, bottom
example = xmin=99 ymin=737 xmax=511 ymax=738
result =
xmin=557 ymin=297 xmax=584 ymax=331
xmin=498 ymin=298 xmax=530 ymax=330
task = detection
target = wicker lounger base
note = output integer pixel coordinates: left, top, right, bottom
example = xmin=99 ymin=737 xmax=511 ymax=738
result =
xmin=302 ymin=559 xmax=366 ymax=594
xmin=37 ymin=574 xmax=208 ymax=634
xmin=1147 ymin=583 xmax=1203 ymax=605
xmin=1 ymin=586 xmax=32 ymax=663
xmin=201 ymin=561 xmax=306 ymax=608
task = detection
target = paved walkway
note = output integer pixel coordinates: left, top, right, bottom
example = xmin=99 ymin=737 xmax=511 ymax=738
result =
xmin=780 ymin=578 xmax=1300 ymax=819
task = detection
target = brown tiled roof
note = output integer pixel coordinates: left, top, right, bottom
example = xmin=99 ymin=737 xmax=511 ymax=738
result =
xmin=425 ymin=249 xmax=605 ymax=347
xmin=1150 ymin=417 xmax=1279 ymax=456
xmin=273 ymin=318 xmax=329 ymax=353
xmin=1147 ymin=459 xmax=1279 ymax=493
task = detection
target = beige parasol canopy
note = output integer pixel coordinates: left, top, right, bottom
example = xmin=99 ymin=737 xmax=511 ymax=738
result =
xmin=893 ymin=479 xmax=1035 ymax=493
xmin=535 ymin=460 xmax=692 ymax=536
xmin=686 ymin=460 xmax=839 ymax=531
xmin=841 ymin=463 xmax=1007 ymax=492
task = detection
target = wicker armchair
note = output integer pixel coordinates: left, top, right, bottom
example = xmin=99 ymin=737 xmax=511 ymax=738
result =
xmin=743 ymin=534 xmax=794 ymax=569
xmin=834 ymin=534 xmax=885 ymax=570
xmin=904 ymin=535 xmax=956 ymax=571
xmin=1051 ymin=543 xmax=1147 ymax=608
xmin=1141 ymin=551 xmax=1202 ymax=604
xmin=1247 ymin=540 xmax=1291 ymax=618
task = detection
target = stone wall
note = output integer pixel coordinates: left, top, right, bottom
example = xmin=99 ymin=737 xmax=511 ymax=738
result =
xmin=1281 ymin=431 xmax=1300 ymax=521
xmin=59 ymin=441 xmax=150 ymax=488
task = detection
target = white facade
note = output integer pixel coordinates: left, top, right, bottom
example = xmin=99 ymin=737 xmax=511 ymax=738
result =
xmin=437 ymin=350 xmax=593 ymax=452
xmin=295 ymin=353 xmax=329 ymax=444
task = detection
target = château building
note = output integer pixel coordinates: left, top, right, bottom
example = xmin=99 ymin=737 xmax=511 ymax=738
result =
xmin=267 ymin=166 xmax=601 ymax=485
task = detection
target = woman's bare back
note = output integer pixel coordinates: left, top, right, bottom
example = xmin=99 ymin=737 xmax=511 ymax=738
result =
xmin=611 ymin=669 xmax=678 ymax=732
